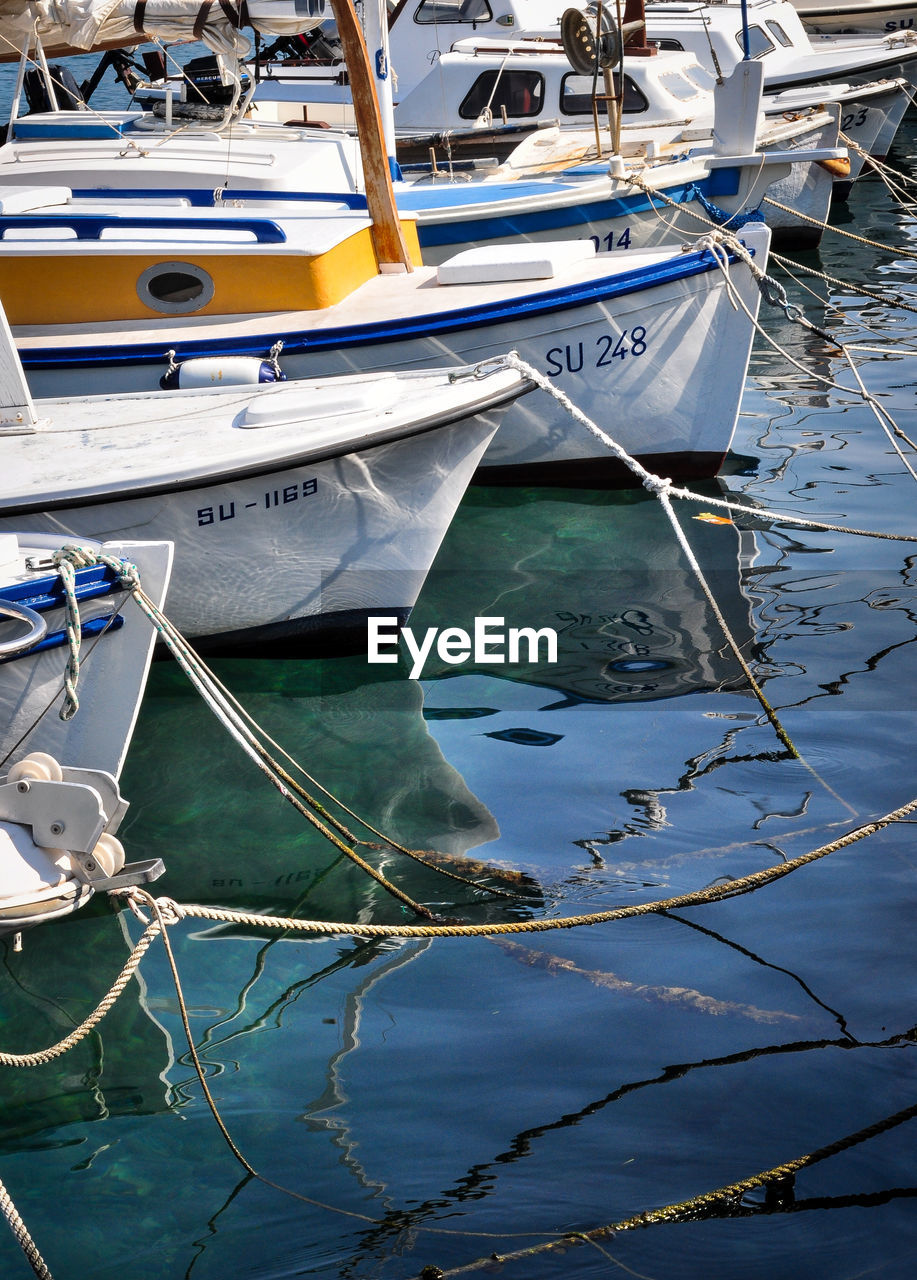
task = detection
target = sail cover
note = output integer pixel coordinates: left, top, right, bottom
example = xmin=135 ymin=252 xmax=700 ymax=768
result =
xmin=0 ymin=0 xmax=331 ymax=58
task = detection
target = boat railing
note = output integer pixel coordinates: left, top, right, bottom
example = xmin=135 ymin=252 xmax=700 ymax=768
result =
xmin=0 ymin=213 xmax=290 ymax=242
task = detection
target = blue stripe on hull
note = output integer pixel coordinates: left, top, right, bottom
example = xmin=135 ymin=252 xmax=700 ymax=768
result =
xmin=66 ymin=167 xmax=742 ymax=239
xmin=20 ymin=241 xmax=745 ymax=372
xmin=412 ymin=172 xmax=742 ymax=248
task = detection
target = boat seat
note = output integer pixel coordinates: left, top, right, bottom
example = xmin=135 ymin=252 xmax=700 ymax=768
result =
xmin=0 ymin=186 xmax=72 ymax=214
xmin=437 ymin=239 xmax=596 ymax=285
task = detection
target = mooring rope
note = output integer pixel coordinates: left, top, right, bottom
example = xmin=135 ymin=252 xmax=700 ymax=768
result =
xmin=840 ymin=131 xmax=917 ymax=213
xmin=628 ymin=168 xmax=917 ymax=321
xmin=420 ymin=1092 xmax=917 ymax=1276
xmin=108 ymin=791 xmax=917 ymax=941
xmin=501 ymin=350 xmax=802 ymax=757
xmin=0 ymin=1176 xmax=53 ymax=1280
xmin=685 ymin=233 xmax=917 ymax=484
xmin=2 ymin=776 xmax=912 ymax=1277
xmin=768 ymin=189 xmax=917 ymax=257
xmin=0 ymin=920 xmax=162 ymax=1067
xmin=0 ymin=789 xmax=909 ymax=1073
xmin=50 ymin=554 xmax=82 ymax=721
xmin=50 ymin=544 xmax=522 ymax=916
xmin=158 ymin=656 xmax=527 ymax=898
xmin=501 ymin=317 xmax=914 ymax=811
xmin=770 ymin=249 xmax=917 ymax=323
xmin=1 ymin=536 xmax=914 ymax=1271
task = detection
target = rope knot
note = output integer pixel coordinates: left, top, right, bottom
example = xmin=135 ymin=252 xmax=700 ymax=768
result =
xmin=52 ymin=543 xmax=98 ymax=572
xmin=642 ymin=474 xmax=673 ymax=498
xmin=154 ymin=897 xmax=184 ymax=926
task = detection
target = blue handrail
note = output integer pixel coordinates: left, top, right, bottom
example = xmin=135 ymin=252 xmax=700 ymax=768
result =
xmin=0 ymin=213 xmax=288 ymax=242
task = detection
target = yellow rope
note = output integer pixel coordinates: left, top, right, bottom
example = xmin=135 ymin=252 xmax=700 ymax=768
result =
xmin=0 ymin=791 xmax=909 ymax=1071
xmin=0 ymin=921 xmax=162 ymax=1066
xmin=112 ymin=792 xmax=917 ymax=941
xmin=428 ymin=1094 xmax=917 ymax=1276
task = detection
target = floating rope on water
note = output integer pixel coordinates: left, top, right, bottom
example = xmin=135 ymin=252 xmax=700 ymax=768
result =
xmin=415 ymin=1090 xmax=917 ymax=1277
xmin=2 ymin=783 xmax=915 ymax=1278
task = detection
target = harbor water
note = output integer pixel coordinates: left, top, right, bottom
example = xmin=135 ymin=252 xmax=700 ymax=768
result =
xmin=1 ymin=65 xmax=917 ymax=1280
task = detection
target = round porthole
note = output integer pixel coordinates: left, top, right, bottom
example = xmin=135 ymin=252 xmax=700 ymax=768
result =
xmin=136 ymin=262 xmax=215 ymax=314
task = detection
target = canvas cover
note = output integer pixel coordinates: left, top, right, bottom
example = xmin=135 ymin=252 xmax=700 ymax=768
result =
xmin=0 ymin=0 xmax=329 ymax=58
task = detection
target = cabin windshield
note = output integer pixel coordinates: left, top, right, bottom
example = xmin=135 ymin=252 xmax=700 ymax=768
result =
xmin=414 ymin=0 xmax=493 ymax=22
xmin=736 ymin=25 xmax=776 ymax=58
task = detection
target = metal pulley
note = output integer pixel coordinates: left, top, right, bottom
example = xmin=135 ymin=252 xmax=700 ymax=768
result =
xmin=560 ymin=3 xmax=646 ymax=73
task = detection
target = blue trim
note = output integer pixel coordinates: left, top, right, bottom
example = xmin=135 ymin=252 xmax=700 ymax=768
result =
xmin=0 ymin=564 xmax=127 ymax=611
xmin=0 ymin=614 xmax=125 ymax=664
xmin=58 ymin=167 xmax=744 ymax=252
xmin=410 ymin=173 xmax=744 ymax=249
xmin=12 ymin=121 xmax=131 ymax=140
xmin=71 ymin=186 xmax=372 ymax=210
xmin=0 ymin=213 xmax=288 ymax=243
xmin=20 ymin=242 xmax=749 ymax=372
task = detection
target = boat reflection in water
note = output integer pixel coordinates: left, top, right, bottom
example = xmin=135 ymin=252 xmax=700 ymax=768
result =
xmin=0 ymin=483 xmax=753 ymax=1125
xmin=0 ymin=482 xmax=778 ymax=1277
xmin=0 ymin=659 xmax=516 ymax=1158
xmin=411 ymin=485 xmax=756 ymax=706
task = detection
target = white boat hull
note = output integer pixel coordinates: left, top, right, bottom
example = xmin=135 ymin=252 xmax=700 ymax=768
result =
xmin=0 ymin=371 xmax=523 ymax=646
xmin=0 ymin=534 xmax=172 ymax=933
xmin=15 ymin=225 xmax=771 ymax=489
xmin=792 ymin=0 xmax=917 ymax=33
xmin=0 ymin=536 xmax=172 ymax=776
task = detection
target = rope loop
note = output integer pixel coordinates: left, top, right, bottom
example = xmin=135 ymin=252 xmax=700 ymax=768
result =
xmin=46 ymin=545 xmax=144 ymax=720
xmin=641 ymin=473 xmax=673 ymax=499
xmin=49 ymin=550 xmax=83 ymax=720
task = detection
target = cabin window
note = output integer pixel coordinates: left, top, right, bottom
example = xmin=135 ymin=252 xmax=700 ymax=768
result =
xmin=648 ymin=38 xmax=685 ymax=51
xmin=459 ymin=70 xmax=545 ymax=119
xmin=136 ymin=262 xmax=215 ymax=314
xmin=735 ymin=25 xmax=775 ymax=58
xmin=560 ymin=73 xmax=649 ymax=117
xmin=414 ymin=0 xmax=493 ymax=23
xmin=766 ymin=21 xmax=794 ymax=46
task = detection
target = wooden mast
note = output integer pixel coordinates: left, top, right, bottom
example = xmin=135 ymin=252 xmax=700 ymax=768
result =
xmin=328 ymin=0 xmax=414 ymax=271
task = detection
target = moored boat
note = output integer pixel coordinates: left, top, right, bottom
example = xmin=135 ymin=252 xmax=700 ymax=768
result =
xmin=0 ymin=300 xmax=530 ymax=646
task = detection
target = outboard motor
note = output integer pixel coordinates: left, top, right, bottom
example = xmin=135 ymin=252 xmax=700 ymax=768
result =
xmin=23 ymin=66 xmax=82 ymax=113
xmin=183 ymin=55 xmax=251 ymax=105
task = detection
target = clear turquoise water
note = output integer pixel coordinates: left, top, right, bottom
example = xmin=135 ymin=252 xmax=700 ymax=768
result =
xmin=2 ymin=63 xmax=917 ymax=1280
